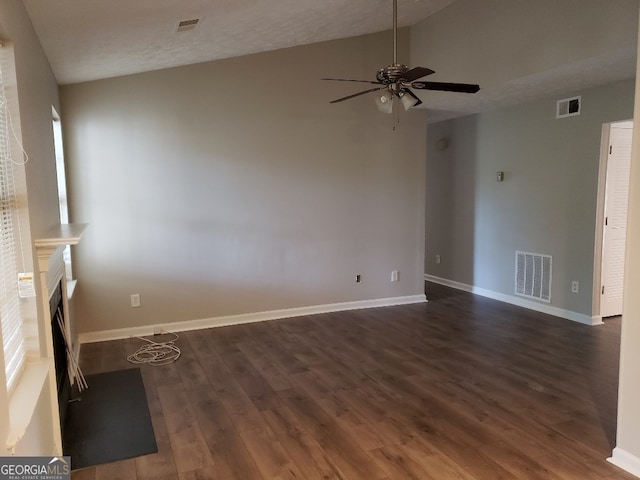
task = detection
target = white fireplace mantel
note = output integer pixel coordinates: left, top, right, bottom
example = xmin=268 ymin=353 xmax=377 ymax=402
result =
xmin=35 ymin=223 xmax=87 ymax=272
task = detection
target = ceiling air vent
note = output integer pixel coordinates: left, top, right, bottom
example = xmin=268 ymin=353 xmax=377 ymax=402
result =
xmin=175 ymin=18 xmax=200 ymax=33
xmin=556 ymin=96 xmax=581 ymax=119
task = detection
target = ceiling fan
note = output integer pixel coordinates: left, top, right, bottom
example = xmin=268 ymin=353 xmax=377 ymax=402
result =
xmin=323 ymin=0 xmax=480 ymax=113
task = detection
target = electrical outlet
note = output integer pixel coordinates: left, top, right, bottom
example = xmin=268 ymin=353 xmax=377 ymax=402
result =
xmin=153 ymin=327 xmax=163 ymax=335
xmin=571 ymin=281 xmax=579 ymax=294
xmin=391 ymin=270 xmax=399 ymax=282
xmin=130 ymin=293 xmax=141 ymax=307
xmin=435 ymin=255 xmax=441 ymax=264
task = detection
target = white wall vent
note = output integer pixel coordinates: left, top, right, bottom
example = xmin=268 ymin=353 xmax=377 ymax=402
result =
xmin=515 ymin=251 xmax=552 ymax=303
xmin=556 ymin=96 xmax=581 ymax=118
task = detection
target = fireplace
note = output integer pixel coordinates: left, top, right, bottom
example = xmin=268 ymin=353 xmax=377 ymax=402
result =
xmin=34 ymin=222 xmax=87 ymax=455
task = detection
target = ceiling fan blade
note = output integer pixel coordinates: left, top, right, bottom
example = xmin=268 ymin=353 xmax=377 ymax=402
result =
xmin=411 ymin=81 xmax=480 ymax=93
xmin=322 ymin=78 xmax=382 ymax=85
xmin=401 ymin=67 xmax=435 ymax=82
xmin=330 ymin=86 xmax=387 ymax=103
xmin=404 ymin=89 xmax=423 ymax=107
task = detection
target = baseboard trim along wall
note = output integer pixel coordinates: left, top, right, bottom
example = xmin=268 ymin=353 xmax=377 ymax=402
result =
xmin=425 ymin=274 xmax=600 ymax=326
xmin=608 ymin=447 xmax=640 ymax=478
xmin=78 ymin=294 xmax=428 ymax=344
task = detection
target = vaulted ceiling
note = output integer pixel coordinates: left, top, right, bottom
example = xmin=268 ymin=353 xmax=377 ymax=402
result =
xmin=21 ymin=0 xmax=638 ymax=120
xmin=21 ymin=0 xmax=456 ymax=85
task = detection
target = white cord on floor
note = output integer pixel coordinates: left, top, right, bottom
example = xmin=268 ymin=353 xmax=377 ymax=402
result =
xmin=127 ymin=331 xmax=181 ymax=366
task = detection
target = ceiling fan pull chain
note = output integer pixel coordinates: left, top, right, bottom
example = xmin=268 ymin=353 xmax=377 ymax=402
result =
xmin=393 ymin=97 xmax=400 ymax=131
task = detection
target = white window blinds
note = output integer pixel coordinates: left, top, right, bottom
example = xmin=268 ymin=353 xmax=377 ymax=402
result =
xmin=0 ymin=61 xmax=25 ymax=392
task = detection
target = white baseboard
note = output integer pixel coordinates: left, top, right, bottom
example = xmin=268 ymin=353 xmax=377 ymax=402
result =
xmin=425 ymin=274 xmax=600 ymax=326
xmin=78 ymin=294 xmax=427 ymax=344
xmin=608 ymin=447 xmax=640 ymax=478
xmin=425 ymin=275 xmax=475 ymax=294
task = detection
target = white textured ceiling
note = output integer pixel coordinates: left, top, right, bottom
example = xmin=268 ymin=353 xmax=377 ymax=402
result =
xmin=20 ymin=0 xmax=638 ymax=120
xmin=21 ymin=0 xmax=457 ymax=85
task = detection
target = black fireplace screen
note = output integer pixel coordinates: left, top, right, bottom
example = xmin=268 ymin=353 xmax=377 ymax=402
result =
xmin=49 ymin=281 xmax=71 ymax=432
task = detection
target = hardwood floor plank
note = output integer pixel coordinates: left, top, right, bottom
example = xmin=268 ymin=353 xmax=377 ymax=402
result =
xmin=314 ymin=392 xmax=388 ymax=451
xmin=380 ymin=352 xmax=585 ymax=479
xmin=94 ymin=458 xmax=137 ymax=480
xmin=383 ymin=405 xmax=517 ymax=479
xmin=191 ymin=398 xmax=264 ymax=480
xmin=216 ymin=344 xmax=277 ymax=411
xmin=261 ymin=403 xmax=344 ymax=480
xmin=278 ymin=387 xmax=389 ymax=480
xmin=236 ymin=340 xmax=294 ymax=392
xmin=197 ymin=349 xmax=303 ymax=480
xmin=71 ymin=467 xmax=96 ymax=480
xmin=370 ymin=443 xmax=446 ymax=480
xmin=156 ymin=384 xmax=213 ymax=473
xmin=173 ymin=336 xmax=210 ymax=388
xmin=431 ymin=375 xmax=619 ymax=478
xmin=229 ymin=418 xmax=303 ymax=480
xmin=336 ymin=388 xmax=401 ymax=439
xmin=289 ymin=368 xmax=334 ymax=400
xmin=134 ymin=410 xmax=178 ymax=480
xmin=400 ymin=437 xmax=480 ymax=480
xmin=151 ymin=362 xmax=183 ymax=387
xmin=251 ymin=326 xmax=310 ymax=375
xmin=178 ymin=469 xmax=217 ymax=480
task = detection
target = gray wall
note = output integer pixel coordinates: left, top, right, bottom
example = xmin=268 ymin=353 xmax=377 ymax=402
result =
xmin=426 ymin=80 xmax=635 ymax=316
xmin=0 ymin=0 xmax=64 ymax=455
xmin=60 ymin=30 xmax=428 ymax=334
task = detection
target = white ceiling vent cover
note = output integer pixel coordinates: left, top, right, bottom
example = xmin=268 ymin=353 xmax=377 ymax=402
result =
xmin=556 ymin=96 xmax=581 ymax=118
xmin=175 ymin=18 xmax=200 ymax=33
xmin=515 ymin=251 xmax=552 ymax=303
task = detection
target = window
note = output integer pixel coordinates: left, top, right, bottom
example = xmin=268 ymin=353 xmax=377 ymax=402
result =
xmin=0 ymin=57 xmax=26 ymax=392
xmin=52 ymin=108 xmax=73 ymax=282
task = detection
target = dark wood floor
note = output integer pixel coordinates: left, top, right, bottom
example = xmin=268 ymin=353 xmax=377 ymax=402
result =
xmin=70 ymin=283 xmax=636 ymax=480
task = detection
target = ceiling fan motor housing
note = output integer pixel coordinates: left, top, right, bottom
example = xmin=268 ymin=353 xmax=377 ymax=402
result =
xmin=377 ymin=64 xmax=410 ymax=84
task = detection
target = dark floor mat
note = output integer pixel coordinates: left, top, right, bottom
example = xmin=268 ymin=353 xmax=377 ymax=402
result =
xmin=63 ymin=368 xmax=158 ymax=470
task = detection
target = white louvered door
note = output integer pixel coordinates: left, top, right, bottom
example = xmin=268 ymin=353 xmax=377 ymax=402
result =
xmin=601 ymin=121 xmax=633 ymax=318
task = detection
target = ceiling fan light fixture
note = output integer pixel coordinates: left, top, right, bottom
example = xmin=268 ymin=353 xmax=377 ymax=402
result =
xmin=400 ymin=91 xmax=420 ymax=111
xmin=375 ymin=90 xmax=393 ymax=113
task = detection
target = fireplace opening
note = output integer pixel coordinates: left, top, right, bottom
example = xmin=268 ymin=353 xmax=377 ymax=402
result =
xmin=50 ymin=282 xmax=71 ymax=434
